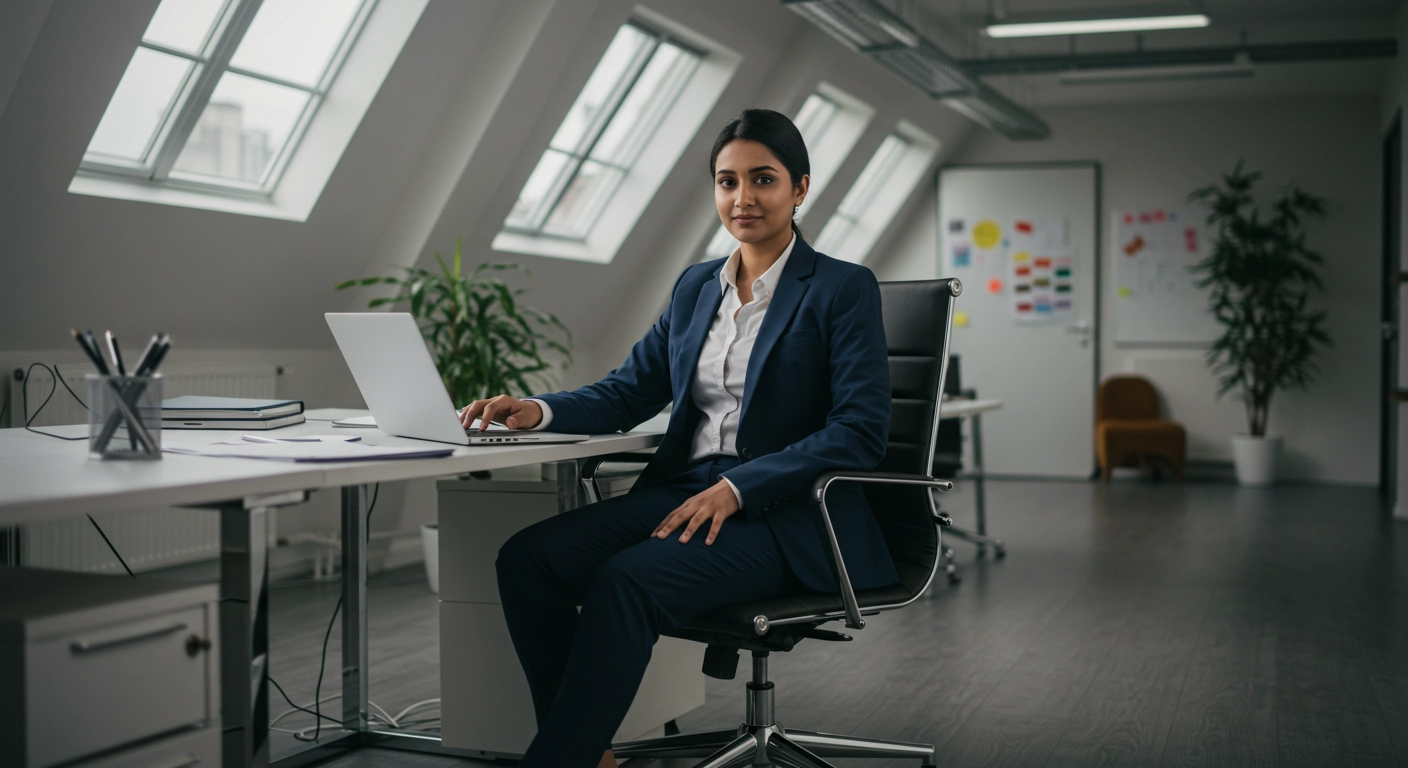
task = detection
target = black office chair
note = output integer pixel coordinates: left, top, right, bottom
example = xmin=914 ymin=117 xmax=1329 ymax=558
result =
xmin=930 ymin=355 xmax=1005 ymax=584
xmin=589 ymin=278 xmax=962 ymax=768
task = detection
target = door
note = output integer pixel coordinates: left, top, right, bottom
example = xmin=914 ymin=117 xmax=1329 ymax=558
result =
xmin=938 ymin=164 xmax=1100 ymax=478
xmin=1382 ymin=113 xmax=1401 ymax=500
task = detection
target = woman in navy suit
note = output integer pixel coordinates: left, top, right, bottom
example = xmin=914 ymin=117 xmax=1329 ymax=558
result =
xmin=459 ymin=109 xmax=895 ymax=768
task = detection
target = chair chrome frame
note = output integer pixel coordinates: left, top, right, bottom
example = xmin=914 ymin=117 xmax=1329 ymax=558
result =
xmin=608 ymin=278 xmax=964 ymax=768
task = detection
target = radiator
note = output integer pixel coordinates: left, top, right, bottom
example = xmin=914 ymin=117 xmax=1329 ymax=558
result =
xmin=10 ymin=362 xmax=279 ymax=573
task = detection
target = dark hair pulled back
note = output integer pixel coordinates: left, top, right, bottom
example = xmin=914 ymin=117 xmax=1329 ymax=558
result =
xmin=709 ymin=109 xmax=810 ymax=232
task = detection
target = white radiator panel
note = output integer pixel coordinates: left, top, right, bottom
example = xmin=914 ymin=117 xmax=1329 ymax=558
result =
xmin=13 ymin=363 xmax=277 ymax=573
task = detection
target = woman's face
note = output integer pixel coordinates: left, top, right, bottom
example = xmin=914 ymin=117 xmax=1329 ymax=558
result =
xmin=714 ymin=139 xmax=809 ymax=248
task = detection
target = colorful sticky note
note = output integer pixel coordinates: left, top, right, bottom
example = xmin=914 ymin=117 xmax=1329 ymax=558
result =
xmin=1015 ymin=266 xmax=1032 ymax=277
xmin=973 ymin=220 xmax=1002 ymax=249
xmin=1013 ymin=251 xmax=1031 ymax=262
xmin=1015 ymin=220 xmax=1033 ymax=234
xmin=1123 ymin=235 xmax=1145 ymax=256
xmin=952 ymin=243 xmax=971 ymax=268
xmin=1118 ymin=286 xmax=1133 ymax=298
xmin=954 ymin=311 xmax=969 ymax=328
xmin=1033 ymin=257 xmax=1052 ymax=269
xmin=1184 ymin=228 xmax=1198 ymax=253
xmin=987 ymin=277 xmax=1004 ymax=295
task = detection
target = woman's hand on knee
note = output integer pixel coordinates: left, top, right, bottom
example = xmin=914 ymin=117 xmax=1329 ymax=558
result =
xmin=653 ymin=480 xmax=739 ymax=546
xmin=459 ymin=395 xmax=542 ymax=430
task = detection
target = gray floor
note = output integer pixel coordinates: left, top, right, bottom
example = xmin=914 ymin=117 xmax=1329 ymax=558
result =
xmin=264 ymin=479 xmax=1408 ymax=768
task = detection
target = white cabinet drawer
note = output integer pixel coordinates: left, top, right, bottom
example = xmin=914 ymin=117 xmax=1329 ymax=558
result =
xmin=74 ymin=724 xmax=219 ymax=768
xmin=28 ymin=605 xmax=214 ymax=768
xmin=0 ymin=567 xmax=219 ymax=768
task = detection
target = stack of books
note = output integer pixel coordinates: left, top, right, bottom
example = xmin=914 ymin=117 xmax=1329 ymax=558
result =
xmin=162 ymin=396 xmax=306 ymax=430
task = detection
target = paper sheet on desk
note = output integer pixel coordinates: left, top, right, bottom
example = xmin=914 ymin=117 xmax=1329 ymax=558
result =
xmin=165 ymin=440 xmax=454 ymax=462
xmin=331 ymin=415 xmax=508 ymax=431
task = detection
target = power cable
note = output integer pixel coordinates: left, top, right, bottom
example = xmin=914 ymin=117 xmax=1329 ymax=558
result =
xmin=22 ymin=363 xmax=88 ymax=441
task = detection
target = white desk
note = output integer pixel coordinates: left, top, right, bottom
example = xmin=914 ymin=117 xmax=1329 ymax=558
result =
xmin=938 ymin=398 xmax=1003 ymax=560
xmin=0 ymin=409 xmax=665 ymax=768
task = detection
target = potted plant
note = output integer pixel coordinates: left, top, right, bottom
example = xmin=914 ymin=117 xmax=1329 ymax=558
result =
xmin=336 ymin=238 xmax=572 ymax=406
xmin=338 ymin=239 xmax=572 ymax=592
xmin=1188 ymin=163 xmax=1330 ymax=486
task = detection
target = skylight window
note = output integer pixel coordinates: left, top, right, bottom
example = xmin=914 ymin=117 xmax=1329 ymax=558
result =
xmin=81 ymin=0 xmax=374 ymax=194
xmin=703 ymin=84 xmax=874 ymax=260
xmin=815 ymin=122 xmax=941 ymax=264
xmin=505 ymin=23 xmax=702 ymax=240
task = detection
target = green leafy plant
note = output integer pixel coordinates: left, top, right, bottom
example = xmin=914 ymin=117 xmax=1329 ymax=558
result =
xmin=336 ymin=238 xmax=571 ymax=407
xmin=1188 ymin=162 xmax=1330 ymax=437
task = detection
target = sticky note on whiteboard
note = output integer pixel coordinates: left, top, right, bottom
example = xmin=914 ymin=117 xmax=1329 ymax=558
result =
xmin=954 ymin=311 xmax=969 ymax=328
xmin=1118 ymin=286 xmax=1133 ymax=298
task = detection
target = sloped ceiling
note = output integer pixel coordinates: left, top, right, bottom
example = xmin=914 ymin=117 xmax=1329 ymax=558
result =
xmin=0 ymin=0 xmax=975 ymax=382
xmin=0 ymin=0 xmax=1390 ymax=385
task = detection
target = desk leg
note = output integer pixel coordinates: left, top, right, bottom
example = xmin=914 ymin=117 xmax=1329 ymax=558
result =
xmin=972 ymin=412 xmax=987 ymax=557
xmin=220 ymin=503 xmax=271 ymax=768
xmin=341 ymin=485 xmax=369 ymax=734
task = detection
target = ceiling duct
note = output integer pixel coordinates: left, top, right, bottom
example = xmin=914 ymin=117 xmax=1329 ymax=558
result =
xmin=782 ymin=0 xmax=1050 ymax=140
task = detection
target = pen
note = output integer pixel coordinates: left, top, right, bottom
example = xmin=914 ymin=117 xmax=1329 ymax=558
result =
xmin=72 ymin=328 xmax=108 ymax=373
xmin=105 ymin=331 xmax=126 ymax=376
xmin=130 ymin=334 xmax=160 ymax=376
xmin=84 ymin=330 xmax=110 ymax=376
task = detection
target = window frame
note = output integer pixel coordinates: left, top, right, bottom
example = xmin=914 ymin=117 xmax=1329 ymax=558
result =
xmin=502 ymin=21 xmax=704 ymax=242
xmin=815 ymin=121 xmax=941 ymax=264
xmin=78 ymin=0 xmax=377 ymax=199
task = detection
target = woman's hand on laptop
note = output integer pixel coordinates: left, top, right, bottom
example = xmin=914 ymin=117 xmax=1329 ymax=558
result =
xmin=459 ymin=395 xmax=543 ymax=431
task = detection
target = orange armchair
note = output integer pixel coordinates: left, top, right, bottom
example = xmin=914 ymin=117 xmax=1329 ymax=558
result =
xmin=1096 ymin=376 xmax=1186 ymax=481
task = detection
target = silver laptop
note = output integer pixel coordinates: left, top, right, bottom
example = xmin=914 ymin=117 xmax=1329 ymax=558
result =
xmin=326 ymin=313 xmax=588 ymax=447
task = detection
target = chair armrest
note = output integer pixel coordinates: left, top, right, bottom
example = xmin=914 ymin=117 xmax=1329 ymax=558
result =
xmin=580 ymin=452 xmax=655 ymax=504
xmin=580 ymin=451 xmax=654 ymax=479
xmin=809 ymin=471 xmax=955 ymax=630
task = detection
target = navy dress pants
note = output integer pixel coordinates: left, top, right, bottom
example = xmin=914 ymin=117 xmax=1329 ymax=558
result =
xmin=496 ymin=456 xmax=805 ymax=767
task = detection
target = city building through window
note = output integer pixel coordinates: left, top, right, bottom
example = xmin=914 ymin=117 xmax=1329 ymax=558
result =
xmin=79 ymin=0 xmax=375 ymax=195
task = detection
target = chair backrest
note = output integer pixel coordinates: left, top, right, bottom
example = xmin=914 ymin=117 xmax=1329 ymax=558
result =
xmin=931 ymin=353 xmax=963 ymax=472
xmin=1097 ymin=375 xmax=1160 ymax=421
xmin=870 ymin=279 xmax=960 ymax=596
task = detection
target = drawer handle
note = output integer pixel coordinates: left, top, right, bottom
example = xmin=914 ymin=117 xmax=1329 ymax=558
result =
xmin=70 ymin=622 xmax=188 ymax=655
xmin=149 ymin=754 xmax=200 ymax=768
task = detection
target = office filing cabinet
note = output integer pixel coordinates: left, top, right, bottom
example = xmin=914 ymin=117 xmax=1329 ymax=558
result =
xmin=0 ymin=566 xmax=219 ymax=768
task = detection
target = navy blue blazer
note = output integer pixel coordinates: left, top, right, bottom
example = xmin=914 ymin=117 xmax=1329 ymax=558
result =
xmin=535 ymin=236 xmax=898 ymax=594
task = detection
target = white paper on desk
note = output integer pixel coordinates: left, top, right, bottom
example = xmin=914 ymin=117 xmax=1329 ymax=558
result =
xmin=165 ymin=440 xmax=454 ymax=462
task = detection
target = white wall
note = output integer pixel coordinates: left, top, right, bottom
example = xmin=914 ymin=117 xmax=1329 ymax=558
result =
xmin=870 ymin=95 xmax=1384 ymax=486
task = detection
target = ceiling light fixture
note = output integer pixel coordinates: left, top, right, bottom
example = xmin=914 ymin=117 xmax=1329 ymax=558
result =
xmin=1057 ymin=52 xmax=1252 ymax=85
xmin=987 ymin=13 xmax=1210 ymax=38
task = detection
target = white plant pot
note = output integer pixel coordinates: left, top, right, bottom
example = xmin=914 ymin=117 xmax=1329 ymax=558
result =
xmin=421 ymin=523 xmax=439 ymax=594
xmin=1231 ymin=434 xmax=1282 ymax=486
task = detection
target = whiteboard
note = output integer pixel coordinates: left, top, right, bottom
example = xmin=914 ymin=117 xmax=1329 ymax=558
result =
xmin=1112 ymin=208 xmax=1221 ymax=345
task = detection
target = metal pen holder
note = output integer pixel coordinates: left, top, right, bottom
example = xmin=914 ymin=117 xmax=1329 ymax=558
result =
xmin=87 ymin=374 xmax=162 ymax=460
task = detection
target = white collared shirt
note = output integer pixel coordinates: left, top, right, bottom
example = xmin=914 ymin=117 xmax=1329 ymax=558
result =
xmin=530 ymin=233 xmax=796 ymax=508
